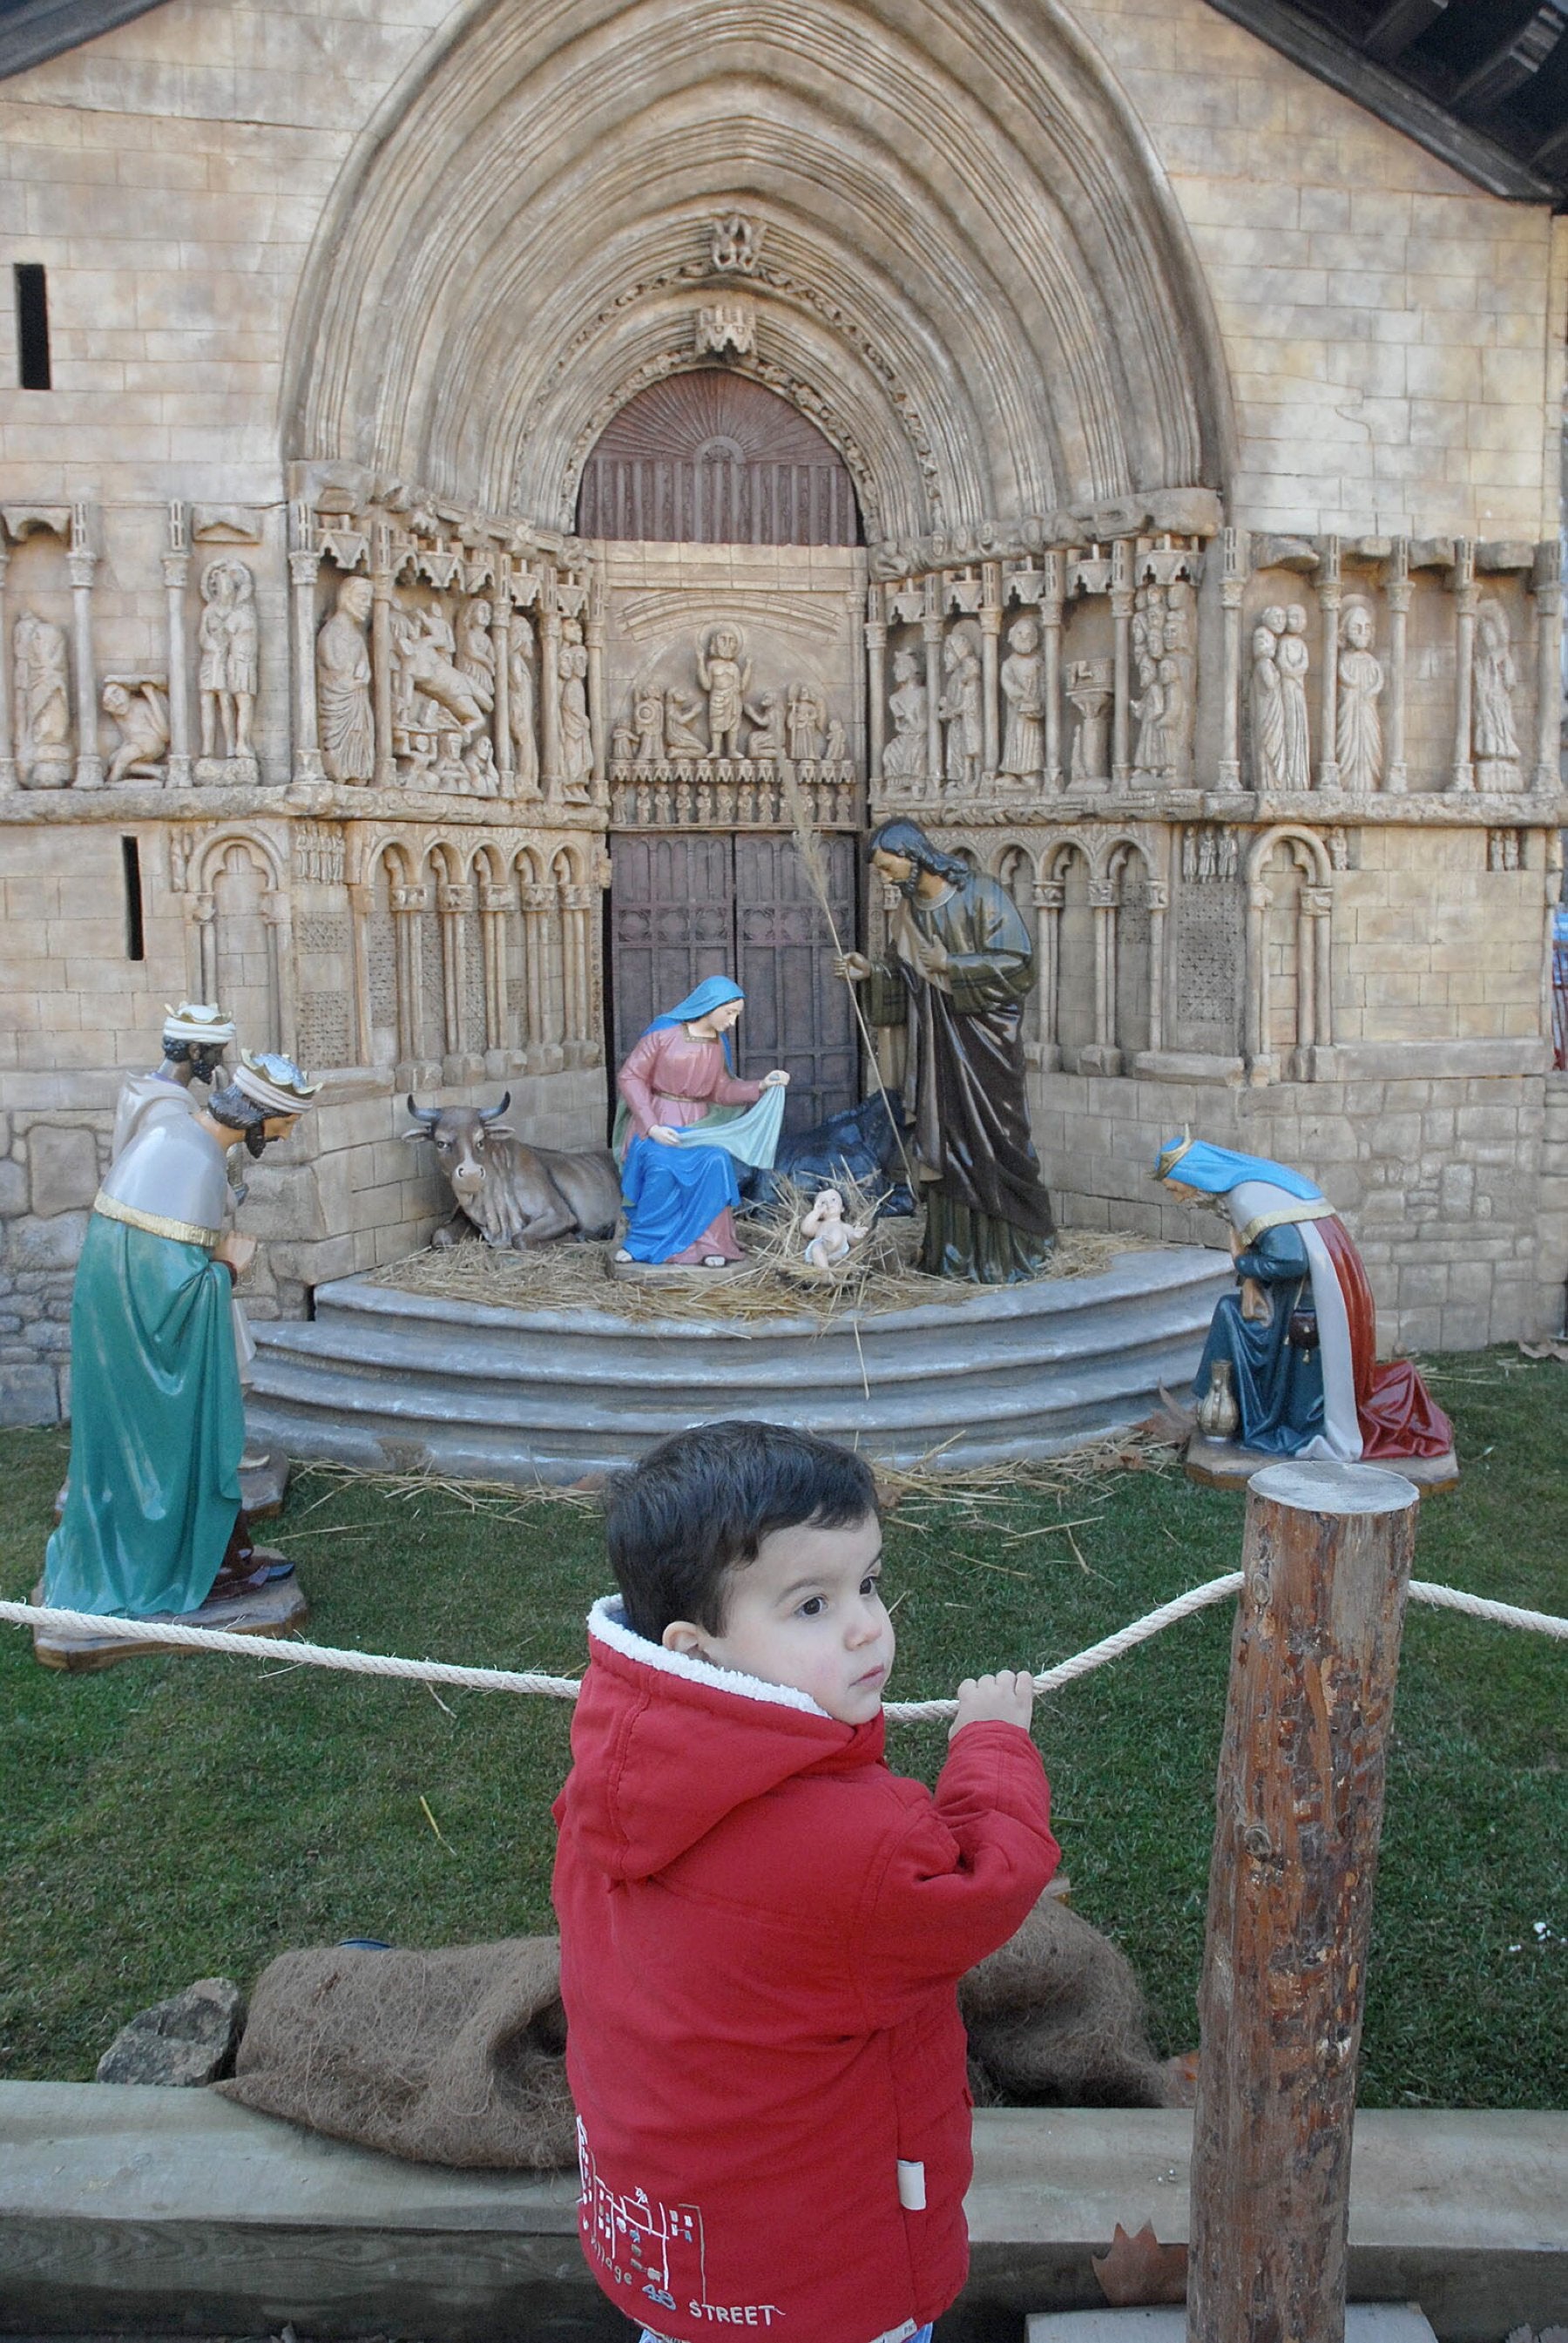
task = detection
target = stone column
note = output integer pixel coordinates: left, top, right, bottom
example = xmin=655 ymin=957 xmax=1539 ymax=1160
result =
xmin=522 ymin=879 xmax=561 ymax=1071
xmin=586 ymin=574 xmax=608 ymax=806
xmin=0 ymin=538 xmax=15 ymax=794
xmin=479 ymin=877 xmax=510 ymax=1066
xmin=1146 ymin=879 xmax=1168 ymax=1053
xmin=1033 ymin=878 xmax=1063 ymax=1064
xmin=1450 ymin=539 xmax=1477 ymax=792
xmin=371 ymin=524 xmax=395 ymax=793
xmin=440 ymin=881 xmax=472 ymax=1059
xmin=1315 ymin=535 xmax=1341 ymax=792
xmin=1111 ymin=540 xmax=1133 ymax=788
xmin=1041 ymin=552 xmax=1064 ymax=792
xmin=922 ymin=578 xmax=943 ymax=789
xmin=1218 ymin=526 xmax=1247 ymax=789
xmin=348 ymin=877 xmax=375 ymax=1067
xmin=865 ymin=585 xmax=887 ymax=786
xmin=1384 ymin=538 xmax=1410 ymax=795
xmin=68 ymin=504 xmax=103 ymax=790
xmin=261 ymin=887 xmax=295 ymax=1058
xmin=980 ymin=559 xmax=1003 ymax=780
xmin=287 ymin=502 xmax=324 ymax=790
xmin=1532 ymin=540 xmax=1562 ymax=796
xmin=391 ymin=882 xmax=425 ymax=1068
xmin=539 ymin=576 xmax=563 ymax=799
xmin=1090 ymin=877 xmax=1117 ymax=1046
xmin=493 ymin=567 xmax=514 ymax=791
xmin=1302 ymin=884 xmax=1333 ymax=1053
xmin=1244 ymin=876 xmax=1270 ymax=1080
xmin=161 ymin=503 xmax=193 ymax=789
xmin=563 ymin=881 xmax=595 ymax=1064
xmin=193 ymin=891 xmax=218 ymax=1001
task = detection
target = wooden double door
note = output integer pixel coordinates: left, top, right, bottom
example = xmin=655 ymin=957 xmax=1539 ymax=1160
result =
xmin=609 ymin=831 xmax=860 ymax=1134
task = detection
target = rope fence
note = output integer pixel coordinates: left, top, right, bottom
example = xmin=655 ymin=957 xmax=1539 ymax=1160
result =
xmin=2 ymin=1572 xmax=1560 ymax=1723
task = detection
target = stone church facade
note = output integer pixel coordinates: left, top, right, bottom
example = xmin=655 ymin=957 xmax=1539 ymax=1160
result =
xmin=1 ymin=0 xmax=1565 ymax=1420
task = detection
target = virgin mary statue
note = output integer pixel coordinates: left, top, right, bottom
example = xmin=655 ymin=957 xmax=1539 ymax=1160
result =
xmin=615 ymin=977 xmax=788 ymax=1265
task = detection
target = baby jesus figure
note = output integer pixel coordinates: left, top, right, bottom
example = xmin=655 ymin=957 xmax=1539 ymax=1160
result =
xmin=800 ymin=1187 xmax=869 ymax=1272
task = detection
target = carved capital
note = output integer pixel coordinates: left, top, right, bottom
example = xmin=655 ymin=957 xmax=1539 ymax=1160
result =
xmin=440 ymin=883 xmax=476 ymax=915
xmin=161 ymin=553 xmax=191 ymax=591
xmin=1088 ymin=879 xmax=1119 ymax=910
xmin=521 ymin=882 xmax=555 ymax=913
xmin=392 ymin=884 xmax=430 ymax=914
xmin=67 ymin=550 xmax=98 ymax=590
xmin=1301 ymin=885 xmax=1333 ymax=919
xmin=1032 ymin=881 xmax=1064 ymax=911
xmin=1145 ymin=882 xmax=1170 ymax=912
xmin=288 ymin=549 xmax=321 ymax=587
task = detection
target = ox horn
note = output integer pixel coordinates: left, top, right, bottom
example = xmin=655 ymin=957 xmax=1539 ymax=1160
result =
xmin=406 ymin=1095 xmax=442 ymax=1128
xmin=479 ymin=1091 xmax=512 ymax=1122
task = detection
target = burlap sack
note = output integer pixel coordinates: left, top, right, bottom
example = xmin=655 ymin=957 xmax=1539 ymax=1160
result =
xmin=958 ymin=1892 xmax=1168 ymax=2110
xmin=218 ymin=1936 xmax=577 ymax=2170
xmin=219 ymin=1896 xmax=1165 ymax=2168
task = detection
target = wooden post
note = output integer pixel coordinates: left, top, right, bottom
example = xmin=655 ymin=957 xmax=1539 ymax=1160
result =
xmin=1188 ymin=1459 xmax=1419 ymax=2343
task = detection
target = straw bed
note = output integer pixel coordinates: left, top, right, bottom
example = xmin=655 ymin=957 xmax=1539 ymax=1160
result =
xmin=371 ymin=1185 xmax=1162 ymax=1331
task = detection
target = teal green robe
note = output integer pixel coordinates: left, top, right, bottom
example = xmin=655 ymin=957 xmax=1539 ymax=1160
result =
xmin=44 ymin=1216 xmax=244 ymax=1618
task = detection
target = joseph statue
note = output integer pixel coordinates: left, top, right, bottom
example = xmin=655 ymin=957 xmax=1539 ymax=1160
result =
xmin=838 ymin=818 xmax=1056 ymax=1283
xmin=44 ymin=1051 xmax=320 ymax=1622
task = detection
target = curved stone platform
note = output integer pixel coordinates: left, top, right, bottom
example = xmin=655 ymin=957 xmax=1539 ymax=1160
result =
xmin=247 ymin=1244 xmax=1231 ymax=1483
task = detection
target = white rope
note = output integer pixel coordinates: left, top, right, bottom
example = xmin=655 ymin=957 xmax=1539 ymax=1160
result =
xmin=3 ymin=1572 xmax=1557 ymax=1718
xmin=1407 ymin=1579 xmax=1568 ymax=1641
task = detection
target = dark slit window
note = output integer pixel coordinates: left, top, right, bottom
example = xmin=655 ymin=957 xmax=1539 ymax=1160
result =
xmin=15 ymin=264 xmax=51 ymax=390
xmin=121 ymin=836 xmax=145 ymax=961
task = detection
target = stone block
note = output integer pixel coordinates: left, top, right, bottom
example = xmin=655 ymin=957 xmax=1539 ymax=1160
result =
xmin=1437 ymin=1163 xmax=1476 ymax=1218
xmin=95 ymin=1979 xmax=244 ymax=2088
xmin=7 ymin=1211 xmax=89 ymax=1270
xmin=0 ymin=1361 xmax=60 ymax=1425
xmin=26 ymin=1123 xmax=101 ymax=1215
xmin=1438 ymin=1305 xmax=1492 ymax=1351
xmin=0 ymin=1161 xmax=27 ymax=1217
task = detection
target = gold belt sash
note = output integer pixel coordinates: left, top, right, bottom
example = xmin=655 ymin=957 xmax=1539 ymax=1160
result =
xmin=93 ymin=1192 xmax=221 ymax=1249
xmin=1236 ymin=1199 xmax=1337 ymax=1247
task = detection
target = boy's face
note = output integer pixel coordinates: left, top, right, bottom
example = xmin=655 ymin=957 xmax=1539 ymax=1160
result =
xmin=663 ymin=1511 xmax=893 ymax=1725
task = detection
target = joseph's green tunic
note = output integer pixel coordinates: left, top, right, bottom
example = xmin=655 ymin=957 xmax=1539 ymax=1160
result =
xmin=44 ymin=1214 xmax=244 ymax=1618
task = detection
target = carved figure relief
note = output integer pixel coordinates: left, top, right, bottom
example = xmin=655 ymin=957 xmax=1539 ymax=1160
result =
xmin=1335 ymin=599 xmax=1384 ymax=794
xmin=1066 ymin=658 xmax=1112 ymax=788
xmin=882 ymin=647 xmax=929 ymax=790
xmin=1472 ymin=597 xmax=1521 ymax=789
xmin=999 ymin=615 xmax=1044 ymax=781
xmin=938 ymin=620 xmax=983 ymax=790
xmin=786 ymin=680 xmax=825 ymax=763
xmin=14 ymin=612 xmax=72 ymax=788
xmin=558 ymin=618 xmax=593 ymax=800
xmin=197 ymin=558 xmax=259 ymax=773
xmin=509 ymin=612 xmax=540 ymax=796
xmin=1276 ymin=605 xmax=1312 ymax=790
xmin=103 ymin=678 xmax=169 ymax=785
xmin=664 ymin=688 xmax=708 ymax=755
xmin=1162 ymin=579 xmax=1196 ymax=781
xmin=634 ymin=682 xmax=667 ymax=762
xmin=389 ymin=594 xmax=493 ymax=791
xmin=1251 ymin=617 xmax=1286 ymax=791
xmin=745 ymin=688 xmax=784 ymax=759
xmin=698 ymin=624 xmax=750 ymax=756
xmin=316 ymin=575 xmax=375 ymax=785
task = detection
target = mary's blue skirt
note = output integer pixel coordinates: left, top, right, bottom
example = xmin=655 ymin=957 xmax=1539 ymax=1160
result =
xmin=620 ymin=1135 xmax=740 ymax=1262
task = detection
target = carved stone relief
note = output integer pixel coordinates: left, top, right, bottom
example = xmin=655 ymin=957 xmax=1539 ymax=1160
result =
xmin=1335 ymin=599 xmax=1384 ymax=794
xmin=103 ymin=677 xmax=169 ymax=785
xmin=316 ymin=573 xmax=375 ymax=785
xmin=13 ymin=613 xmax=72 ymax=788
xmin=196 ymin=556 xmax=260 ymax=782
xmin=1472 ymin=595 xmax=1521 ymax=790
xmin=1252 ymin=604 xmax=1311 ymax=792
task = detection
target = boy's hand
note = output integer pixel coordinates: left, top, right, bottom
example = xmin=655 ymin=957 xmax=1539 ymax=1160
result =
xmin=950 ymin=1669 xmax=1036 ymax=1740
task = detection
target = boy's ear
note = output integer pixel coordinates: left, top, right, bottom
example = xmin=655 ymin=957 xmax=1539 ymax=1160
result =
xmin=662 ymin=1620 xmax=708 ymax=1660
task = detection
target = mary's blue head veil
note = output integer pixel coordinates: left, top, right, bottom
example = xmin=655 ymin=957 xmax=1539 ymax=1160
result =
xmin=641 ymin=975 xmax=746 ymax=1067
xmin=1152 ymin=1134 xmax=1322 ymax=1202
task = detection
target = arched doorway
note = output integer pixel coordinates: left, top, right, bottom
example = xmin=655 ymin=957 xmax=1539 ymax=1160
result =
xmin=588 ymin=369 xmax=866 ymax=1132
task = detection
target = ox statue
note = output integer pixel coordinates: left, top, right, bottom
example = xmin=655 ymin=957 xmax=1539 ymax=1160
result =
xmin=405 ymin=1094 xmax=622 ymax=1249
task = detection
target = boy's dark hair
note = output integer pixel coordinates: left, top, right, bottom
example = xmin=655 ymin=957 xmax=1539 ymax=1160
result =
xmin=606 ymin=1419 xmax=878 ymax=1643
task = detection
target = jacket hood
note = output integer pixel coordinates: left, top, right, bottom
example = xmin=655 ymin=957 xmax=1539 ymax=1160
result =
xmin=558 ymin=1595 xmax=886 ymax=1880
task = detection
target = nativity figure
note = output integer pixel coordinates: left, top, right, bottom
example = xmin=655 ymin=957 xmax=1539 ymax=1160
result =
xmin=614 ymin=978 xmax=787 ymax=1265
xmin=1153 ymin=1135 xmax=1454 ymax=1466
xmin=44 ymin=1052 xmax=321 ymax=1625
xmin=838 ymin=820 xmax=1055 ymax=1282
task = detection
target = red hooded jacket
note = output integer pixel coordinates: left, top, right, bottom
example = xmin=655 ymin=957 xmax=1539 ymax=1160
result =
xmin=551 ymin=1597 xmax=1059 ymax=2343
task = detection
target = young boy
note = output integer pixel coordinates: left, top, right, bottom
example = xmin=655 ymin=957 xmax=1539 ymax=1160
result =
xmin=552 ymin=1419 xmax=1059 ymax=2343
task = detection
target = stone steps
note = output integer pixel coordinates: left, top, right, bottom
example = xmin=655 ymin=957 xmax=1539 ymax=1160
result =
xmin=247 ymin=1245 xmax=1233 ymax=1481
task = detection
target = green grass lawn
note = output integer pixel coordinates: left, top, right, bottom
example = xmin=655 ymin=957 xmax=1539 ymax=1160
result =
xmin=1 ymin=1351 xmax=1563 ymax=2105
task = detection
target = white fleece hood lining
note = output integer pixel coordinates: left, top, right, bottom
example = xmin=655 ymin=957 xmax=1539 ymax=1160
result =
xmin=587 ymin=1594 xmax=835 ymax=1719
